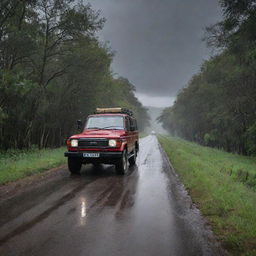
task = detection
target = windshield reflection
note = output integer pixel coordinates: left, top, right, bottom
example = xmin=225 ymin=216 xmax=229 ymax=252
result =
xmin=85 ymin=116 xmax=124 ymax=130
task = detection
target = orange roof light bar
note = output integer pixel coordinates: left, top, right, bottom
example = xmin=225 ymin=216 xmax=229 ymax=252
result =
xmin=96 ymin=108 xmax=122 ymax=113
xmin=95 ymin=108 xmax=134 ymax=117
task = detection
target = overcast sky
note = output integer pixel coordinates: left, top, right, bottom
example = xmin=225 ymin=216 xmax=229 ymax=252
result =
xmin=87 ymin=0 xmax=222 ymax=107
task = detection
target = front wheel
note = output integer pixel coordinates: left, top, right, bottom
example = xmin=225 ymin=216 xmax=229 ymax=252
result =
xmin=68 ymin=157 xmax=82 ymax=174
xmin=115 ymin=149 xmax=128 ymax=175
xmin=128 ymin=149 xmax=137 ymax=166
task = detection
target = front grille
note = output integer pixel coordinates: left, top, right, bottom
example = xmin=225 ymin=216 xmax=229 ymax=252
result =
xmin=78 ymin=138 xmax=108 ymax=148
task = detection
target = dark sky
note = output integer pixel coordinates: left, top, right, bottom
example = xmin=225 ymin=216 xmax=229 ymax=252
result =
xmin=87 ymin=0 xmax=222 ymax=106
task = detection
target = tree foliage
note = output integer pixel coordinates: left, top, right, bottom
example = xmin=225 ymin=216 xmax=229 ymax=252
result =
xmin=0 ymin=0 xmax=149 ymax=150
xmin=159 ymin=0 xmax=256 ymax=155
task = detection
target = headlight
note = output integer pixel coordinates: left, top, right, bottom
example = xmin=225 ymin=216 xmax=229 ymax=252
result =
xmin=109 ymin=139 xmax=117 ymax=147
xmin=71 ymin=139 xmax=78 ymax=147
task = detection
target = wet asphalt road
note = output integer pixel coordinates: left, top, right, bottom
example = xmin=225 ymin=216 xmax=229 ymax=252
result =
xmin=0 ymin=135 xmax=224 ymax=256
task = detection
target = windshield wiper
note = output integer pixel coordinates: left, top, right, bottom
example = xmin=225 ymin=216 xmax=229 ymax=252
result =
xmin=86 ymin=126 xmax=123 ymax=130
xmin=101 ymin=126 xmax=123 ymax=130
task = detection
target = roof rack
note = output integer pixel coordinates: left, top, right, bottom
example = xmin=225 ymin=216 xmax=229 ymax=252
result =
xmin=95 ymin=108 xmax=134 ymax=117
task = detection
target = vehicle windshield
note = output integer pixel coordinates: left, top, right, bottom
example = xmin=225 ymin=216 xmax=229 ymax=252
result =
xmin=85 ymin=116 xmax=124 ymax=130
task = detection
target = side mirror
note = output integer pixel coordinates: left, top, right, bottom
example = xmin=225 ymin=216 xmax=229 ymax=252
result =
xmin=77 ymin=120 xmax=82 ymax=130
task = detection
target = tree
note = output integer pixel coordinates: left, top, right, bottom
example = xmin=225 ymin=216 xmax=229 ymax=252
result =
xmin=0 ymin=0 xmax=150 ymax=150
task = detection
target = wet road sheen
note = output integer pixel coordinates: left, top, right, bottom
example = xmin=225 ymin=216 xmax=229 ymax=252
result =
xmin=0 ymin=136 xmax=223 ymax=256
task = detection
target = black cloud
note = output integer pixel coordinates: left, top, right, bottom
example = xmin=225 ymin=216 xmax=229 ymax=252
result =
xmin=89 ymin=0 xmax=221 ymax=97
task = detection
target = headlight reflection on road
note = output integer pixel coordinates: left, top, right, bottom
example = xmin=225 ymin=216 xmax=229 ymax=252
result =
xmin=80 ymin=197 xmax=87 ymax=226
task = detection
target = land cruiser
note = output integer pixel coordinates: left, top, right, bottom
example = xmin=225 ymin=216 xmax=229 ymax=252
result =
xmin=64 ymin=108 xmax=139 ymax=175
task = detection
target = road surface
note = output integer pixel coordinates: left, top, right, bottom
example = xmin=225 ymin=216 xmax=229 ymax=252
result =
xmin=0 ymin=135 xmax=224 ymax=256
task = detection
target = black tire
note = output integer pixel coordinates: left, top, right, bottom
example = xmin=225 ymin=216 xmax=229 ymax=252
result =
xmin=115 ymin=149 xmax=128 ymax=175
xmin=68 ymin=157 xmax=82 ymax=174
xmin=128 ymin=149 xmax=137 ymax=166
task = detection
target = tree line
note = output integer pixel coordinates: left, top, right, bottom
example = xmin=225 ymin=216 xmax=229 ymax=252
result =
xmin=0 ymin=0 xmax=149 ymax=150
xmin=158 ymin=0 xmax=256 ymax=155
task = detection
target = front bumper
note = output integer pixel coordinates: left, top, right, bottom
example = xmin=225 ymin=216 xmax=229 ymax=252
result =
xmin=64 ymin=151 xmax=123 ymax=164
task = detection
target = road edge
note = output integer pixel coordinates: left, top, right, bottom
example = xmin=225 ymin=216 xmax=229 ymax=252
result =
xmin=157 ymin=136 xmax=229 ymax=256
xmin=0 ymin=164 xmax=67 ymax=203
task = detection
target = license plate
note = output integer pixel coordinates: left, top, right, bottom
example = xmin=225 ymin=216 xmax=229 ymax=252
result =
xmin=83 ymin=153 xmax=100 ymax=158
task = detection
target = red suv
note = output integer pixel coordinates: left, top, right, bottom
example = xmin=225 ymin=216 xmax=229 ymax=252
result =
xmin=65 ymin=108 xmax=139 ymax=174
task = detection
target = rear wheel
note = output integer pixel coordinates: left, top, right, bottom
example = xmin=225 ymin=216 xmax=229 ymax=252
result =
xmin=92 ymin=163 xmax=102 ymax=172
xmin=115 ymin=149 xmax=128 ymax=175
xmin=68 ymin=157 xmax=82 ymax=174
xmin=128 ymin=149 xmax=137 ymax=166
xmin=92 ymin=163 xmax=101 ymax=168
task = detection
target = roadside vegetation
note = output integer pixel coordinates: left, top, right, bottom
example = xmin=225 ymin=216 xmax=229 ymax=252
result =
xmin=158 ymin=1 xmax=256 ymax=155
xmin=0 ymin=148 xmax=66 ymax=185
xmin=158 ymin=135 xmax=256 ymax=256
xmin=139 ymin=132 xmax=148 ymax=138
xmin=0 ymin=0 xmax=149 ymax=151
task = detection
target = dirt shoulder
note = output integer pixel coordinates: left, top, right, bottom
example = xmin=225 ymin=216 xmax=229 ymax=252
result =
xmin=0 ymin=165 xmax=67 ymax=203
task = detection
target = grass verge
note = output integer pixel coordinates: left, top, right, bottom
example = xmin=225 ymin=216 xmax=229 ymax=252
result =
xmin=158 ymin=135 xmax=256 ymax=256
xmin=0 ymin=147 xmax=66 ymax=185
xmin=139 ymin=132 xmax=148 ymax=138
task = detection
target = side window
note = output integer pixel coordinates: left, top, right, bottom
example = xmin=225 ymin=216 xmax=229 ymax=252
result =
xmin=134 ymin=119 xmax=138 ymax=131
xmin=130 ymin=118 xmax=135 ymax=131
xmin=125 ymin=117 xmax=131 ymax=131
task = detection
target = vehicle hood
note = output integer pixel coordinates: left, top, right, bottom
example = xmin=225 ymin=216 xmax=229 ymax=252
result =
xmin=70 ymin=129 xmax=126 ymax=139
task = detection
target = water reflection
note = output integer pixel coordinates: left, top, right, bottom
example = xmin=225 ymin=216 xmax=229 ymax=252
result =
xmin=114 ymin=165 xmax=139 ymax=219
xmin=80 ymin=197 xmax=87 ymax=226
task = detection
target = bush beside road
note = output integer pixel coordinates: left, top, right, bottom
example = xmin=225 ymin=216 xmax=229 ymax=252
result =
xmin=158 ymin=135 xmax=256 ymax=256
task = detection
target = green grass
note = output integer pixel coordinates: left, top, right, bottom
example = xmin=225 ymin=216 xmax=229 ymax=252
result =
xmin=158 ymin=135 xmax=256 ymax=256
xmin=0 ymin=147 xmax=66 ymax=185
xmin=139 ymin=132 xmax=148 ymax=138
